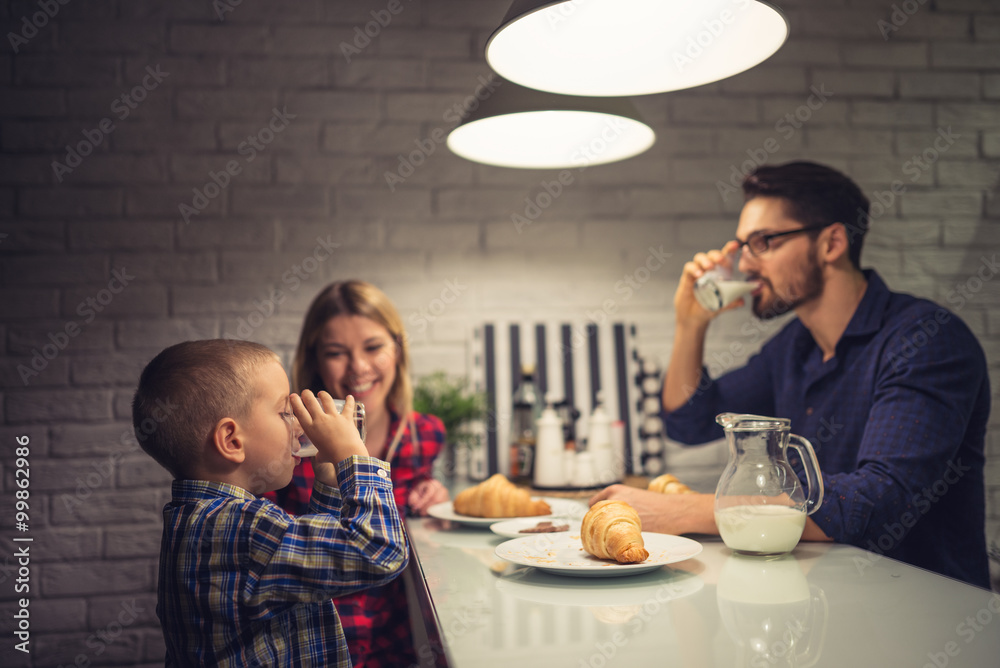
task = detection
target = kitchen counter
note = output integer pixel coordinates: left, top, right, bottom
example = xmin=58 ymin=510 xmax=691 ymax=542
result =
xmin=404 ymin=499 xmax=1000 ymax=667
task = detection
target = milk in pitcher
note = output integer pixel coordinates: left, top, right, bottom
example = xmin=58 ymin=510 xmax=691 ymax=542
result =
xmin=715 ymin=505 xmax=807 ymax=555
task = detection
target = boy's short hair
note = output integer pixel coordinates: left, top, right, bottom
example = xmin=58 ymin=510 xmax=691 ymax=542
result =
xmin=132 ymin=339 xmax=280 ymax=479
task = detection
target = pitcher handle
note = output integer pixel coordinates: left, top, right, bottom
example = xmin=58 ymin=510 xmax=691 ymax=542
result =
xmin=789 ymin=434 xmax=824 ymax=515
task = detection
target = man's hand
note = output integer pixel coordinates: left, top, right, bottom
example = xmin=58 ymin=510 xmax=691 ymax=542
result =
xmin=408 ymin=478 xmax=449 ymax=516
xmin=589 ymin=485 xmax=717 ymax=536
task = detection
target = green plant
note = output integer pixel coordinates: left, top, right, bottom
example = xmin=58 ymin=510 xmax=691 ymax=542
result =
xmin=412 ymin=371 xmax=486 ymax=449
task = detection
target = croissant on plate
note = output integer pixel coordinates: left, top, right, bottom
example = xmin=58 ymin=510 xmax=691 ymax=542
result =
xmin=581 ymin=500 xmax=649 ymax=564
xmin=647 ymin=473 xmax=695 ymax=495
xmin=452 ymin=474 xmax=551 ymax=518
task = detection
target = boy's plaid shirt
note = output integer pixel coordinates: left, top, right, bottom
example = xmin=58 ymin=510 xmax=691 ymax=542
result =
xmin=158 ymin=455 xmax=408 ymax=667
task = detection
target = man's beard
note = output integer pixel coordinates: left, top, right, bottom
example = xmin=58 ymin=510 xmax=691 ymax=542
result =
xmin=751 ymin=248 xmax=824 ymax=320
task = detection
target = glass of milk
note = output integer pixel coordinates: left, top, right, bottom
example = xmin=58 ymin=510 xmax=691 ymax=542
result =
xmin=291 ymin=398 xmax=367 ymax=457
xmin=693 ymin=252 xmax=758 ymax=312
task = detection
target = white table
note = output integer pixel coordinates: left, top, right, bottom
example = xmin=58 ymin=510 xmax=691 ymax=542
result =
xmin=404 ymin=504 xmax=1000 ymax=667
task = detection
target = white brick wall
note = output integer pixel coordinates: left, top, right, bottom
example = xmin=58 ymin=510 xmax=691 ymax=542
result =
xmin=2 ymin=0 xmax=1000 ymax=664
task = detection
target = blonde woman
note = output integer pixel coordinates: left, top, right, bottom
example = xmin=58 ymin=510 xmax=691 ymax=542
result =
xmin=267 ymin=280 xmax=448 ymax=667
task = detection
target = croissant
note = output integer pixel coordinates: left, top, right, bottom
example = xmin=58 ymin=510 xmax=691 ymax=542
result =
xmin=581 ymin=500 xmax=649 ymax=564
xmin=452 ymin=474 xmax=551 ymax=518
xmin=647 ymin=473 xmax=695 ymax=495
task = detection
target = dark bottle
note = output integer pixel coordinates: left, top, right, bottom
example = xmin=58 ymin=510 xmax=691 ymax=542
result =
xmin=510 ymin=364 xmax=541 ymax=481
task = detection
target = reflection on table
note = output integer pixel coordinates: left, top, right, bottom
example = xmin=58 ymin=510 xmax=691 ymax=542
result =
xmin=406 ymin=516 xmax=1000 ymax=668
xmin=716 ymin=553 xmax=827 ymax=668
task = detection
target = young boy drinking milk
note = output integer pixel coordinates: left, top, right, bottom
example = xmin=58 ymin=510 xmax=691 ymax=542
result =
xmin=132 ymin=339 xmax=407 ymax=666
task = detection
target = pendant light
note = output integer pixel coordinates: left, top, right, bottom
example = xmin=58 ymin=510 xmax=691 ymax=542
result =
xmin=446 ymin=81 xmax=655 ymax=169
xmin=486 ymin=0 xmax=789 ymax=97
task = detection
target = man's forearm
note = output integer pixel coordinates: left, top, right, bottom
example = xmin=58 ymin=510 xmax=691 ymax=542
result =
xmin=676 ymin=493 xmax=717 ymax=535
xmin=662 ymin=321 xmax=710 ymax=413
xmin=802 ymin=517 xmax=833 ymax=542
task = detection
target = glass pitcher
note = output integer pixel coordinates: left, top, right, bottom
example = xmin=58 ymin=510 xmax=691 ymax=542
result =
xmin=714 ymin=413 xmax=824 ymax=556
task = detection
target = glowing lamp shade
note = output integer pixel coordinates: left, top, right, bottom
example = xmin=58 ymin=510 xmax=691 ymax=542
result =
xmin=487 ymin=0 xmax=789 ymax=97
xmin=446 ymin=85 xmax=655 ymax=169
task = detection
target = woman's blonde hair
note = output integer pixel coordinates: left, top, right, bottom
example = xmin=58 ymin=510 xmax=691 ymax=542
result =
xmin=292 ymin=280 xmax=412 ymax=417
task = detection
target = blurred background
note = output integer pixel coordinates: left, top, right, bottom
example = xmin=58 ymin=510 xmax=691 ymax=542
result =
xmin=1 ymin=0 xmax=998 ymax=665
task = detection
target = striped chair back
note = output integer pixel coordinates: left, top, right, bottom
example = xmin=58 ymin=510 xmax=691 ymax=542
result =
xmin=469 ymin=321 xmax=669 ymax=480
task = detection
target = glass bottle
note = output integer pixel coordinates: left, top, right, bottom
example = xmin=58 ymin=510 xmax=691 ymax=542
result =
xmin=510 ymin=363 xmax=541 ymax=481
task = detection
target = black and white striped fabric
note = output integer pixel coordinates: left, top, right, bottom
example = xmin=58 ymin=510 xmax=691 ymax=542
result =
xmin=471 ymin=321 xmax=661 ymax=479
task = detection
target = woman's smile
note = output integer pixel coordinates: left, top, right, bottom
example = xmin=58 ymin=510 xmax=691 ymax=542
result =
xmin=317 ymin=314 xmax=399 ymax=420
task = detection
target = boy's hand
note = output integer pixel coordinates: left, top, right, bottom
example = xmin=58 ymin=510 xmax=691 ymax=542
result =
xmin=290 ymin=391 xmax=368 ymax=479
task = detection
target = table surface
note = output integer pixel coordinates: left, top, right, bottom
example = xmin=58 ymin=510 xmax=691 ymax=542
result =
xmin=405 ymin=498 xmax=1000 ymax=668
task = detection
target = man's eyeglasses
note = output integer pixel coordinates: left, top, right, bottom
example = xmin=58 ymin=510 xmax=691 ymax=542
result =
xmin=736 ymin=223 xmax=833 ymax=257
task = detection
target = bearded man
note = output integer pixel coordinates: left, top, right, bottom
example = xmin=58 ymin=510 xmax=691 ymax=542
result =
xmin=592 ymin=161 xmax=991 ymax=589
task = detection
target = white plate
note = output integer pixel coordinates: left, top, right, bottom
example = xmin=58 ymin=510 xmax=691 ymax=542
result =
xmin=426 ymin=498 xmax=586 ymax=528
xmin=494 ymin=532 xmax=703 ymax=577
xmin=490 ymin=517 xmax=582 ymax=539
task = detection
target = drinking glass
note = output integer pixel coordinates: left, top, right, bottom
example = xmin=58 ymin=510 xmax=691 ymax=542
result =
xmin=693 ymin=252 xmax=757 ymax=312
xmin=293 ymin=398 xmax=366 ymax=457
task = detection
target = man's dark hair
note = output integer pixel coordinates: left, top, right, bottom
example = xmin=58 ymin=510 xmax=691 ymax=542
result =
xmin=742 ymin=161 xmax=870 ymax=270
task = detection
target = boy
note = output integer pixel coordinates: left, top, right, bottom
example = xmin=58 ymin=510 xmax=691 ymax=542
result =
xmin=132 ymin=339 xmax=408 ymax=666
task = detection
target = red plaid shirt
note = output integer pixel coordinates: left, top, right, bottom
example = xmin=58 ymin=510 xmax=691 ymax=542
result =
xmin=266 ymin=411 xmax=445 ymax=668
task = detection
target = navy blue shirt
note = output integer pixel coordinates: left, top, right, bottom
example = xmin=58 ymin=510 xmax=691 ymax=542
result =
xmin=666 ymin=271 xmax=991 ymax=588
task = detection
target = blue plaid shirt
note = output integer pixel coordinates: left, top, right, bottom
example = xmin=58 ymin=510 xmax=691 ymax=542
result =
xmin=666 ymin=271 xmax=991 ymax=588
xmin=157 ymin=455 xmax=409 ymax=666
